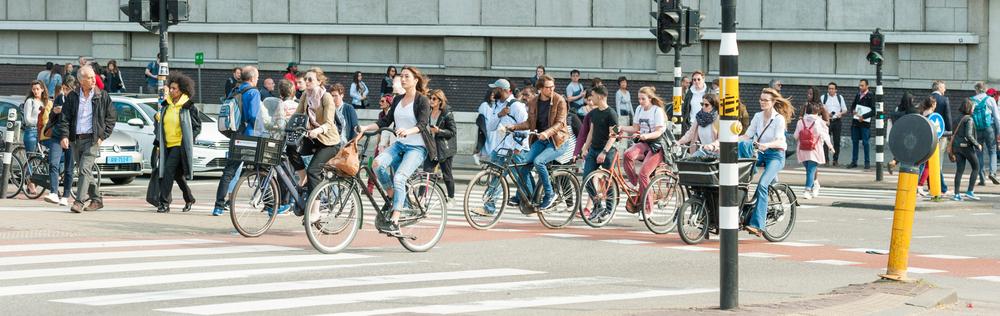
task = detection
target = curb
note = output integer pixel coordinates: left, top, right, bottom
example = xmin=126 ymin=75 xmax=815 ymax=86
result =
xmin=872 ymin=286 xmax=958 ymax=316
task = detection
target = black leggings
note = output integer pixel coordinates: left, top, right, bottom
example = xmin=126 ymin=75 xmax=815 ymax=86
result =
xmin=159 ymin=146 xmax=195 ymax=206
xmin=955 ymin=148 xmax=979 ymax=194
xmin=423 ymin=156 xmax=455 ymax=199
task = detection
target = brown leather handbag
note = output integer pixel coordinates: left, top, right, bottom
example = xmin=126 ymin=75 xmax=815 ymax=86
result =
xmin=326 ymin=135 xmax=362 ymax=176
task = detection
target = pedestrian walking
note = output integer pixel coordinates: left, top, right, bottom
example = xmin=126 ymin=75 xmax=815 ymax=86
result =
xmin=530 ymin=65 xmax=545 ymax=88
xmin=63 ymin=63 xmax=75 ymax=81
xmin=22 ymin=80 xmax=51 ymax=196
xmin=822 ymin=82 xmax=847 ymax=166
xmin=154 ymin=73 xmax=201 ymax=213
xmin=566 ymin=70 xmax=586 ymax=117
xmin=42 ymin=78 xmax=76 ymax=206
xmin=283 ymin=62 xmax=299 ymax=91
xmin=849 ymin=79 xmax=875 ymax=169
xmin=423 ymin=89 xmax=458 ymax=201
xmin=950 ymin=99 xmax=982 ymax=201
xmin=380 ymin=66 xmax=397 ymax=96
xmin=350 ymin=71 xmax=370 ymax=109
xmin=969 ymin=82 xmax=1000 ymax=185
xmin=682 ymin=70 xmax=708 ymax=133
xmin=887 ymin=91 xmax=919 ymax=174
xmin=224 ymin=67 xmax=242 ymax=98
xmin=259 ymin=78 xmax=276 ymax=100
xmin=37 ymin=62 xmax=63 ymax=97
xmin=796 ymin=101 xmax=835 ymax=199
xmin=57 ymin=66 xmax=115 ymax=213
xmin=769 ymin=79 xmax=783 ymax=94
xmin=931 ymin=80 xmax=953 ymax=132
xmin=145 ymin=54 xmax=160 ymax=94
xmin=915 ymin=96 xmax=949 ymax=197
xmin=212 ymin=66 xmax=263 ymax=216
xmin=680 ymin=76 xmax=691 ymax=97
xmin=615 ymin=76 xmax=633 ymax=126
xmin=104 ymin=60 xmax=125 ymax=93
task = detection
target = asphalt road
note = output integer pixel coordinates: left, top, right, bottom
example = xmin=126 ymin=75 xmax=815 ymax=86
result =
xmin=1 ymin=168 xmax=999 ymax=315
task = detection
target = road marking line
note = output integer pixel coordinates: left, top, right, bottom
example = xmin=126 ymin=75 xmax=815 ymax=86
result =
xmin=540 ymin=233 xmax=586 ymax=238
xmin=965 ymin=233 xmax=995 ymax=237
xmin=0 ymin=253 xmax=369 ymax=281
xmin=770 ymin=242 xmax=823 ymax=247
xmin=0 ymin=261 xmax=407 ymax=297
xmin=913 ymin=235 xmax=945 ymax=239
xmin=971 ymin=213 xmax=995 ymax=216
xmin=0 ymin=245 xmax=300 ymax=266
xmin=903 ymin=267 xmax=947 ymax=274
xmin=53 ymin=268 xmax=542 ymax=306
xmin=798 ymin=205 xmax=819 ymax=209
xmin=739 ymin=252 xmax=788 ymax=258
xmin=314 ymin=288 xmax=720 ymax=316
xmin=798 ymin=220 xmax=818 ymax=223
xmin=629 ymin=230 xmax=656 ymax=235
xmin=491 ymin=228 xmax=527 ymax=232
xmin=599 ymin=239 xmax=654 ymax=245
xmin=840 ymin=248 xmax=889 ymax=254
xmin=0 ymin=238 xmax=225 ymax=253
xmin=970 ymin=276 xmax=1000 ymax=282
xmin=667 ymin=246 xmax=717 ymax=252
xmin=934 ymin=215 xmax=956 ymax=218
xmin=155 ymin=276 xmax=629 ymax=315
xmin=797 ymin=239 xmax=830 ymax=242
xmin=917 ymin=254 xmax=976 ymax=260
xmin=806 ymin=260 xmax=861 ymax=266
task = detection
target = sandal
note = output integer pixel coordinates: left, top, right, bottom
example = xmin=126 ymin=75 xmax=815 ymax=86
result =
xmin=745 ymin=226 xmax=762 ymax=237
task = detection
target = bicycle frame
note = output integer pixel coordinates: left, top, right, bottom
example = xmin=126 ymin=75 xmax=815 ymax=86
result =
xmin=485 ymin=147 xmax=540 ymax=205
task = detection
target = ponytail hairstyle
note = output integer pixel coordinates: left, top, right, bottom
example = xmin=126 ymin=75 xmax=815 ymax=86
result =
xmin=638 ymin=86 xmax=665 ymax=111
xmin=761 ymin=87 xmax=794 ymax=123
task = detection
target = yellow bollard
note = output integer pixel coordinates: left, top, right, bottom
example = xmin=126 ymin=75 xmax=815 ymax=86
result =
xmin=927 ymin=142 xmax=942 ymax=198
xmin=882 ymin=168 xmax=919 ymax=281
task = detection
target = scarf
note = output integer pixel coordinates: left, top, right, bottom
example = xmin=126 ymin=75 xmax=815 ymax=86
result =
xmin=696 ymin=110 xmax=717 ymax=128
xmin=306 ymin=86 xmax=324 ymax=128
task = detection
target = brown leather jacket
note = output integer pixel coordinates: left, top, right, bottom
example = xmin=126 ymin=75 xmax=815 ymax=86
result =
xmin=511 ymin=93 xmax=570 ymax=149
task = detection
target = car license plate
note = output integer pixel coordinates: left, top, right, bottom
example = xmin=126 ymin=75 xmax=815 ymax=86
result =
xmin=107 ymin=156 xmax=132 ymax=164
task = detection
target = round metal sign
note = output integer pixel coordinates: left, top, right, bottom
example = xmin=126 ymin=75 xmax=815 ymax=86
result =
xmin=888 ymin=114 xmax=937 ymax=166
xmin=927 ymin=112 xmax=945 ymax=138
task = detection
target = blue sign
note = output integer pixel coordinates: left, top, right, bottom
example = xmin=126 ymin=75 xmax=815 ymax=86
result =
xmin=927 ymin=113 xmax=945 ymax=138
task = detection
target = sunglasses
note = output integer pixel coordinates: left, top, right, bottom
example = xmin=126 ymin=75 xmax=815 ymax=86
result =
xmin=305 ymin=77 xmax=316 ymax=82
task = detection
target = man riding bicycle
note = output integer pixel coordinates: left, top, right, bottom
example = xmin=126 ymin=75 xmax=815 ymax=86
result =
xmin=478 ymin=79 xmax=529 ymax=215
xmin=498 ymin=75 xmax=571 ymax=210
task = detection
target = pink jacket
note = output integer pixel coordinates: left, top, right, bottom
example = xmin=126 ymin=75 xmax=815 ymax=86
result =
xmin=794 ymin=114 xmax=834 ymax=164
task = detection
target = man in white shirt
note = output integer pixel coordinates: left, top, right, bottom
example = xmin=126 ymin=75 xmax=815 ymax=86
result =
xmin=682 ymin=70 xmax=707 ymax=134
xmin=822 ymin=82 xmax=847 ymax=166
xmin=476 ymin=79 xmax=529 ymax=215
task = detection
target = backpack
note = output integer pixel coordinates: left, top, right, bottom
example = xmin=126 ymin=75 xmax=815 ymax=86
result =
xmin=971 ymin=96 xmax=992 ymax=130
xmin=219 ymin=86 xmax=253 ymax=137
xmin=798 ymin=120 xmax=818 ymax=151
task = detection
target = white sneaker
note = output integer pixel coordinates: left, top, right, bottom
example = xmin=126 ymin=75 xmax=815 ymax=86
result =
xmin=812 ymin=181 xmax=821 ymax=197
xmin=472 ymin=155 xmax=481 ymax=166
xmin=917 ymin=187 xmax=928 ymax=197
xmin=44 ymin=193 xmax=59 ymax=204
xmin=58 ymin=197 xmax=69 ymax=206
xmin=802 ymin=191 xmax=813 ymax=200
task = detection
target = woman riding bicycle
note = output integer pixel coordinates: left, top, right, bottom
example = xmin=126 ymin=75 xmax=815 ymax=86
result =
xmin=739 ymin=88 xmax=794 ymax=237
xmin=678 ymin=94 xmax=721 ymax=158
xmin=617 ymin=86 xmax=670 ymax=211
xmin=358 ymin=66 xmax=437 ymax=234
xmin=297 ymin=68 xmax=343 ymax=219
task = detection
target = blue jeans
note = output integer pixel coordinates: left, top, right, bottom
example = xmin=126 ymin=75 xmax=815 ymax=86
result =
xmin=483 ymin=150 xmax=528 ymax=212
xmin=750 ymin=149 xmax=784 ymax=230
xmin=23 ymin=129 xmax=38 ymax=153
xmin=975 ymin=128 xmax=997 ymax=178
xmin=851 ymin=126 xmax=870 ymax=165
xmin=583 ymin=147 xmax=617 ymax=180
xmin=518 ymin=140 xmax=570 ymax=199
xmin=44 ymin=139 xmax=73 ymax=196
xmin=374 ymin=142 xmax=428 ymax=211
xmin=803 ymin=160 xmax=818 ymax=190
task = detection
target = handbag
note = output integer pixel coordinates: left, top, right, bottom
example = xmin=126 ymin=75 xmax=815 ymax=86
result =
xmin=325 ymin=134 xmax=362 ymax=176
xmin=146 ymin=147 xmax=161 ymax=206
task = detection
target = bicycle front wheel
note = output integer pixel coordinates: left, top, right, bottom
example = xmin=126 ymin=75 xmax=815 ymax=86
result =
xmin=763 ymin=183 xmax=797 ymax=242
xmin=398 ymin=180 xmax=448 ymax=252
xmin=579 ymin=169 xmax=617 ymax=228
xmin=677 ymin=198 xmax=709 ymax=245
xmin=229 ymin=170 xmax=279 ymax=237
xmin=3 ymin=154 xmax=24 ymax=198
xmin=642 ymin=173 xmax=683 ymax=234
xmin=24 ymin=156 xmax=49 ymax=200
xmin=537 ymin=170 xmax=579 ymax=229
xmin=305 ymin=177 xmax=362 ymax=254
xmin=463 ymin=169 xmax=507 ymax=230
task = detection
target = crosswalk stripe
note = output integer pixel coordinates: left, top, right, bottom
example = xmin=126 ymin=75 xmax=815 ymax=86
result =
xmin=0 ymin=239 xmax=225 ymax=253
xmin=156 ymin=276 xmax=629 ymax=315
xmin=0 ymin=261 xmax=409 ymax=297
xmin=0 ymin=253 xmax=369 ymax=281
xmin=316 ymin=288 xmax=720 ymax=316
xmin=0 ymin=245 xmax=300 ymax=266
xmin=54 ymin=268 xmax=543 ymax=306
xmin=806 ymin=259 xmax=860 ymax=266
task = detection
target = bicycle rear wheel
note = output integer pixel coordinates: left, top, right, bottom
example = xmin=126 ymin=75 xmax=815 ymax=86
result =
xmin=463 ymin=169 xmax=507 ymax=230
xmin=398 ymin=179 xmax=447 ymax=252
xmin=230 ymin=169 xmax=279 ymax=237
xmin=24 ymin=156 xmax=48 ymax=200
xmin=537 ymin=171 xmax=579 ymax=229
xmin=763 ymin=184 xmax=797 ymax=242
xmin=305 ymin=177 xmax=362 ymax=254
xmin=642 ymin=173 xmax=682 ymax=234
xmin=579 ymin=169 xmax=617 ymax=228
xmin=677 ymin=198 xmax=709 ymax=245
xmin=3 ymin=155 xmax=24 ymax=198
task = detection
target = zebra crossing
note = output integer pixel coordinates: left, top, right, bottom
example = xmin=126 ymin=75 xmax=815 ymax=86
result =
xmin=0 ymin=238 xmax=715 ymax=315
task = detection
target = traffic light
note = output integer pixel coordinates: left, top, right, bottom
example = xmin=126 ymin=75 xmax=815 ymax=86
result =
xmin=119 ymin=0 xmax=189 ymax=25
xmin=867 ymin=29 xmax=885 ymax=65
xmin=650 ymin=0 xmax=682 ymax=54
xmin=120 ymin=0 xmax=151 ymax=23
xmin=682 ymin=8 xmax=702 ymax=46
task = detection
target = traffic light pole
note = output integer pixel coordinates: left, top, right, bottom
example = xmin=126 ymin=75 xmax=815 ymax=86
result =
xmin=718 ymin=0 xmax=739 ymax=310
xmin=672 ymin=44 xmax=683 ymax=138
xmin=875 ymin=62 xmax=884 ymax=182
xmin=157 ymin=0 xmax=169 ymax=104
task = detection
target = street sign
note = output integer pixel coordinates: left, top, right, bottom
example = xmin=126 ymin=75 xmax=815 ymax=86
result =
xmin=888 ymin=114 xmax=936 ymax=166
xmin=927 ymin=112 xmax=944 ymax=138
xmin=194 ymin=52 xmax=204 ymax=65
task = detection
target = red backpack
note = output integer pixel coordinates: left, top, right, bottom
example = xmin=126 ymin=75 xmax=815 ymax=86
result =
xmin=798 ymin=120 xmax=817 ymax=151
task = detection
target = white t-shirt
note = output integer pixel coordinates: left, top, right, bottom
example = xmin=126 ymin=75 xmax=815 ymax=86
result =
xmin=822 ymin=94 xmax=846 ymax=120
xmin=394 ymin=100 xmax=424 ymax=147
xmin=633 ymin=105 xmax=665 ymax=134
xmin=745 ymin=112 xmax=787 ymax=151
xmin=687 ymin=85 xmax=707 ymax=125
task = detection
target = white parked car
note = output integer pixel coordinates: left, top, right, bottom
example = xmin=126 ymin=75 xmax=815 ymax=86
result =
xmin=97 ymin=131 xmax=144 ymax=185
xmin=110 ymin=95 xmax=229 ymax=174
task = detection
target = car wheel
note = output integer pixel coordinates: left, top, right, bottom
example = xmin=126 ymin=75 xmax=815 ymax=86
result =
xmin=111 ymin=177 xmax=135 ymax=185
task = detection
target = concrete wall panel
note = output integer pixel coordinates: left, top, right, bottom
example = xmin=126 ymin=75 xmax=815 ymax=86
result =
xmin=174 ymin=34 xmax=218 ymax=61
xmin=482 ymin=0 xmax=534 ymax=26
xmin=699 ymin=0 xmax=762 ymax=30
xmin=289 ymin=0 xmax=336 ymax=24
xmin=399 ymin=37 xmax=444 ymax=65
xmin=87 ymin=0 xmax=121 ymax=21
xmin=491 ymin=38 xmax=545 ymax=67
xmin=300 ymin=35 xmax=349 ymax=62
xmin=339 ymin=0 xmax=387 ymax=24
xmin=536 ymin=0 xmax=591 ymax=27
xmin=828 ymin=0 xmax=893 ymax=31
xmin=445 ymin=51 xmax=486 ymax=68
xmin=546 ymin=39 xmax=602 ymax=68
xmin=0 ymin=0 xmax=6 ymax=20
xmin=47 ymin=0 xmax=86 ymax=21
xmin=762 ymin=0 xmax=825 ymax=30
xmin=389 ymin=0 xmax=438 ymax=24
xmin=57 ymin=32 xmax=92 ymax=57
xmin=440 ymin=0 xmax=480 ymax=25
xmin=925 ymin=7 xmax=957 ymax=31
xmin=186 ymin=0 xmax=207 ymax=23
xmin=7 ymin=0 xmax=46 ymax=20
xmin=602 ymin=40 xmax=656 ymax=71
xmin=218 ymin=34 xmax=258 ymax=61
xmin=19 ymin=32 xmax=58 ymax=56
xmin=444 ymin=37 xmax=486 ymax=52
xmin=909 ymin=44 xmax=957 ymax=61
xmin=207 ymin=0 xmax=251 ymax=23
xmin=0 ymin=32 xmax=19 ymax=55
xmin=593 ymin=0 xmax=651 ymax=27
xmin=253 ymin=0 xmax=289 ymax=23
xmin=708 ymin=41 xmax=770 ymax=73
xmin=130 ymin=33 xmax=158 ymax=59
xmin=909 ymin=61 xmax=959 ymax=80
xmin=771 ymin=43 xmax=836 ymax=74
xmin=894 ymin=0 xmax=924 ymax=31
xmin=834 ymin=43 xmax=897 ymax=76
xmin=348 ymin=36 xmax=397 ymax=64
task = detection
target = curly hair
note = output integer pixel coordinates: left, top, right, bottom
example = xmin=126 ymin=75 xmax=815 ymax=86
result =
xmin=167 ymin=72 xmax=196 ymax=98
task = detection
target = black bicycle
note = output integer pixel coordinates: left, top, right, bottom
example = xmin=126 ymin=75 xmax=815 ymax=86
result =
xmin=24 ymin=144 xmax=101 ymax=201
xmin=303 ymin=127 xmax=448 ymax=253
xmin=463 ymin=131 xmax=580 ymax=230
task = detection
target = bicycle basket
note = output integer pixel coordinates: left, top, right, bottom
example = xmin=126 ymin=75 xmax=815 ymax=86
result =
xmin=229 ymin=134 xmax=283 ymax=166
xmin=677 ymin=158 xmax=755 ymax=187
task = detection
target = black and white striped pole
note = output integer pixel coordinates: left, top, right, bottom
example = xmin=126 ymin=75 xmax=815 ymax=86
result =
xmin=718 ymin=0 xmax=740 ymax=309
xmin=672 ymin=46 xmax=683 ymax=138
xmin=869 ymin=29 xmax=885 ymax=181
